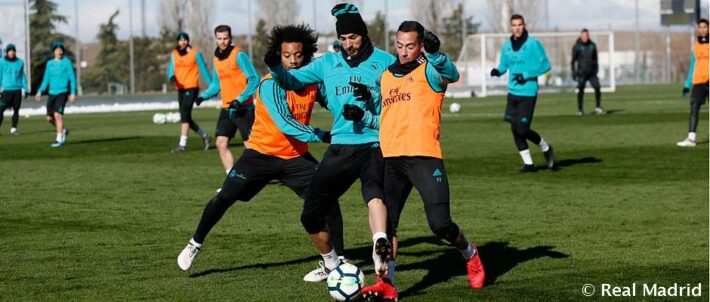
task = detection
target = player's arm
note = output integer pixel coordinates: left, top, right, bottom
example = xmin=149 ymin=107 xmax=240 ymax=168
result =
xmin=0 ymin=62 xmax=4 ymax=92
xmin=196 ymin=51 xmax=212 ymax=85
xmin=425 ymin=52 xmax=460 ymax=92
xmin=67 ymin=60 xmax=77 ymax=96
xmin=199 ymin=69 xmax=221 ymax=99
xmin=685 ymin=52 xmax=696 ymax=90
xmin=592 ymin=43 xmax=599 ymax=75
xmin=521 ymin=40 xmax=551 ymax=80
xmin=260 ymin=79 xmax=328 ymax=142
xmin=267 ymin=55 xmax=325 ymax=91
xmin=315 ymin=83 xmax=329 ymax=110
xmin=166 ymin=53 xmax=175 ymax=81
xmin=234 ymin=51 xmax=259 ymax=104
xmin=493 ymin=45 xmax=509 ymax=75
xmin=37 ymin=61 xmax=50 ymax=94
xmin=570 ymin=44 xmax=578 ymax=78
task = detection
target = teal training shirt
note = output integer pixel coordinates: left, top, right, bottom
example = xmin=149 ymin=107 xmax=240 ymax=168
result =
xmin=495 ymin=35 xmax=551 ymax=97
xmin=38 ymin=57 xmax=77 ymax=95
xmin=0 ymin=57 xmax=28 ymax=92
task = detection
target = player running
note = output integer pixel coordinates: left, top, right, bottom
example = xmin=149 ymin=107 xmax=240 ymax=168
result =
xmin=197 ymin=25 xmax=259 ymax=173
xmin=677 ymin=18 xmax=709 ymax=147
xmin=571 ymin=28 xmax=605 ymax=116
xmin=490 ymin=14 xmax=556 ymax=172
xmin=177 ymin=24 xmax=344 ymax=271
xmin=358 ymin=22 xmax=485 ymax=300
xmin=166 ymin=32 xmax=213 ymax=153
xmin=35 ymin=41 xmax=77 ymax=147
xmin=0 ymin=44 xmax=29 ymax=135
xmin=265 ymin=3 xmax=396 ymax=282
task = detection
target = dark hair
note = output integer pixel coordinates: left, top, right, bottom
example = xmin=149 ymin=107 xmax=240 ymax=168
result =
xmin=699 ymin=18 xmax=709 ymax=26
xmin=397 ymin=21 xmax=425 ymax=42
xmin=268 ymin=24 xmax=319 ymax=63
xmin=510 ymin=14 xmax=525 ymax=23
xmin=581 ymin=28 xmax=589 ymax=33
xmin=214 ymin=25 xmax=232 ymax=37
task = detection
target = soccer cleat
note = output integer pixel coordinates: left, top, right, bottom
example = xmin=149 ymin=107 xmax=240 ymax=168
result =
xmin=177 ymin=241 xmax=201 ymax=271
xmin=676 ymin=138 xmax=697 ymax=147
xmin=202 ymin=135 xmax=212 ymax=151
xmin=576 ymin=111 xmax=584 ymax=116
xmin=50 ymin=140 xmax=64 ymax=148
xmin=466 ymin=245 xmax=486 ymax=288
xmin=171 ymin=146 xmax=187 ymax=153
xmin=373 ymin=237 xmax=392 ymax=275
xmin=519 ymin=164 xmax=537 ymax=173
xmin=10 ymin=128 xmax=18 ymax=135
xmin=543 ymin=145 xmax=556 ymax=169
xmin=62 ymin=128 xmax=69 ymax=143
xmin=361 ymin=276 xmax=398 ymax=301
xmin=303 ymin=261 xmax=330 ymax=282
xmin=594 ymin=107 xmax=606 ymax=115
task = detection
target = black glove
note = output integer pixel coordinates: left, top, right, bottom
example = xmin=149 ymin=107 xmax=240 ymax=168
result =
xmin=513 ymin=73 xmax=526 ymax=84
xmin=572 ymin=72 xmax=578 ymax=81
xmin=342 ymin=104 xmax=364 ymax=122
xmin=321 ymin=131 xmax=331 ymax=144
xmin=264 ymin=48 xmax=281 ymax=68
xmin=350 ymin=82 xmax=371 ymax=102
xmin=682 ymin=87 xmax=690 ymax=97
xmin=490 ymin=69 xmax=501 ymax=77
xmin=229 ymin=99 xmax=241 ymax=109
xmin=195 ymin=96 xmax=205 ymax=106
xmin=170 ymin=76 xmax=176 ymax=83
xmin=423 ymin=30 xmax=440 ymax=54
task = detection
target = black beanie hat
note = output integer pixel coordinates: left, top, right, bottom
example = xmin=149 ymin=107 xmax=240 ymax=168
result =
xmin=176 ymin=32 xmax=190 ymax=41
xmin=331 ymin=3 xmax=368 ymax=37
xmin=6 ymin=44 xmax=16 ymax=52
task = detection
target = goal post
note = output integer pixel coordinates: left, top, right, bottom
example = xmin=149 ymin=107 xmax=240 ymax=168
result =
xmin=453 ymin=31 xmax=617 ymax=98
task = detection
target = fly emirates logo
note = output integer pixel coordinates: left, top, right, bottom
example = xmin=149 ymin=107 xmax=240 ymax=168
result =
xmin=383 ymin=87 xmax=411 ymax=107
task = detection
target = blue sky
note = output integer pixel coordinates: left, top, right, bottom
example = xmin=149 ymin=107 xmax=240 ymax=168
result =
xmin=8 ymin=0 xmax=708 ymax=42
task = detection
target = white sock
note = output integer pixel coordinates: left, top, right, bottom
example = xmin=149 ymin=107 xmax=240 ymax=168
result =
xmin=179 ymin=135 xmax=188 ymax=147
xmin=10 ymin=127 xmax=17 ymax=133
xmin=519 ymin=149 xmax=533 ymax=165
xmin=539 ymin=137 xmax=550 ymax=152
xmin=372 ymin=232 xmax=387 ymax=243
xmin=321 ymin=249 xmax=340 ymax=271
xmin=189 ymin=238 xmax=203 ymax=248
xmin=387 ymin=259 xmax=396 ymax=284
xmin=197 ymin=128 xmax=208 ymax=138
xmin=226 ymin=169 xmax=231 ymax=175
xmin=56 ymin=132 xmax=63 ymax=142
xmin=372 ymin=232 xmax=388 ymax=273
xmin=688 ymin=132 xmax=696 ymax=141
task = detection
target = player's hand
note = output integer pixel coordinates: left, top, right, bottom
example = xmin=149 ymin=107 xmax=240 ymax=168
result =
xmin=170 ymin=76 xmax=176 ymax=83
xmin=195 ymin=96 xmax=205 ymax=106
xmin=572 ymin=72 xmax=578 ymax=81
xmin=350 ymin=82 xmax=371 ymax=102
xmin=35 ymin=93 xmax=41 ymax=102
xmin=490 ymin=69 xmax=501 ymax=77
xmin=682 ymin=87 xmax=690 ymax=97
xmin=423 ymin=30 xmax=441 ymax=54
xmin=69 ymin=95 xmax=77 ymax=104
xmin=513 ymin=73 xmax=526 ymax=84
xmin=264 ymin=48 xmax=281 ymax=68
xmin=342 ymin=104 xmax=364 ymax=122
xmin=229 ymin=99 xmax=241 ymax=110
xmin=23 ymin=91 xmax=29 ymax=99
xmin=315 ymin=128 xmax=332 ymax=143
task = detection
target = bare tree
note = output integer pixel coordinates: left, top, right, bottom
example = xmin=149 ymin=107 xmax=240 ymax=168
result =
xmin=486 ymin=0 xmax=542 ymax=33
xmin=410 ymin=0 xmax=454 ymax=33
xmin=258 ymin=0 xmax=301 ymax=29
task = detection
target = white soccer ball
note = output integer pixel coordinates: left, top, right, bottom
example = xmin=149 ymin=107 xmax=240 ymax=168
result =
xmin=167 ymin=112 xmax=181 ymax=123
xmin=327 ymin=263 xmax=365 ymax=301
xmin=152 ymin=113 xmax=166 ymax=124
xmin=449 ymin=102 xmax=461 ymax=113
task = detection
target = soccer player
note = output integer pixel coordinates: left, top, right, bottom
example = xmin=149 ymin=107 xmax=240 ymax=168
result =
xmin=571 ymin=28 xmax=604 ymax=116
xmin=166 ymin=32 xmax=213 ymax=153
xmin=197 ymin=25 xmax=259 ymax=173
xmin=677 ymin=19 xmax=709 ymax=147
xmin=490 ymin=14 xmax=556 ymax=172
xmin=264 ymin=3 xmax=396 ymax=282
xmin=35 ymin=41 xmax=77 ymax=147
xmin=358 ymin=22 xmax=485 ymax=300
xmin=177 ymin=24 xmax=344 ymax=271
xmin=0 ymin=44 xmax=29 ymax=135
xmin=332 ymin=40 xmax=342 ymax=53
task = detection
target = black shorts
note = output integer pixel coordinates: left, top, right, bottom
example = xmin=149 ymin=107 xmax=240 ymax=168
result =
xmin=46 ymin=92 xmax=69 ymax=116
xmin=218 ymin=148 xmax=319 ymax=202
xmin=577 ymin=75 xmax=601 ymax=90
xmin=1 ymin=90 xmax=22 ymax=110
xmin=384 ymin=156 xmax=458 ymax=241
xmin=504 ymin=94 xmax=537 ymax=125
xmin=215 ymin=108 xmax=254 ymax=140
xmin=691 ymin=83 xmax=709 ymax=105
xmin=178 ymin=88 xmax=199 ymax=123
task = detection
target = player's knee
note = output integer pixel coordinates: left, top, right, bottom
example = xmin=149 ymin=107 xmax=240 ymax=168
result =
xmin=215 ymin=138 xmax=229 ymax=150
xmin=513 ymin=124 xmax=530 ymax=137
xmin=428 ymin=219 xmax=459 ymax=243
xmin=301 ymin=209 xmax=325 ymax=234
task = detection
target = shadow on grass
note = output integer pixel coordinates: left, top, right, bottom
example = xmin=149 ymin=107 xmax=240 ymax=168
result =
xmin=395 ymin=240 xmax=569 ymax=297
xmin=604 ymin=109 xmax=625 ymax=115
xmin=72 ymin=136 xmax=143 ymax=145
xmin=539 ymin=156 xmax=602 ymax=172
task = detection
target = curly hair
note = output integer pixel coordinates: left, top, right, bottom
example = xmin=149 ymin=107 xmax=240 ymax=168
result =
xmin=268 ymin=24 xmax=319 ymax=63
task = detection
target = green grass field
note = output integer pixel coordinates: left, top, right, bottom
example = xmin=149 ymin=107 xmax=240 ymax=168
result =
xmin=1 ymin=84 xmax=707 ymax=301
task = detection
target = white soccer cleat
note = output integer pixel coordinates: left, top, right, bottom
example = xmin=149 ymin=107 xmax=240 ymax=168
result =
xmin=303 ymin=261 xmax=330 ymax=282
xmin=594 ymin=107 xmax=606 ymax=115
xmin=177 ymin=242 xmax=201 ymax=271
xmin=676 ymin=138 xmax=697 ymax=147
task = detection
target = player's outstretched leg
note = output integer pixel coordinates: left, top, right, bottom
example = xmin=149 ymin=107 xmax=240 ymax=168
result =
xmin=678 ymin=98 xmax=703 ymax=147
xmin=361 ymin=235 xmax=398 ymax=301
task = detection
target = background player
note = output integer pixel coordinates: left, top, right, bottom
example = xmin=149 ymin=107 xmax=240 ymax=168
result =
xmin=490 ymin=14 xmax=555 ymax=172
xmin=0 ymin=44 xmax=29 ymax=135
xmin=35 ymin=41 xmax=77 ymax=147
xmin=166 ymin=32 xmax=213 ymax=153
xmin=678 ymin=18 xmax=709 ymax=147
xmin=571 ymin=28 xmax=605 ymax=116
